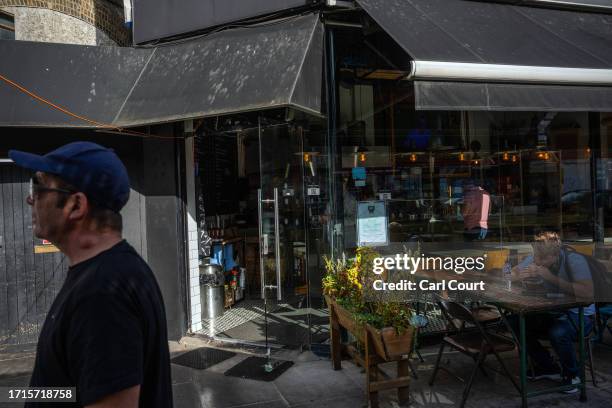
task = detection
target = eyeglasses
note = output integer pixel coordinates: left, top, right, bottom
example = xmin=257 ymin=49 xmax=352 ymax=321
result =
xmin=29 ymin=177 xmax=76 ymax=200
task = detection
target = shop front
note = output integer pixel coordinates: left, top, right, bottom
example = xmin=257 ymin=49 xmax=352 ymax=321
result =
xmin=328 ymin=0 xmax=612 ymax=255
xmin=2 ymin=0 xmax=611 ymax=352
xmin=193 ymin=1 xmax=612 ymax=350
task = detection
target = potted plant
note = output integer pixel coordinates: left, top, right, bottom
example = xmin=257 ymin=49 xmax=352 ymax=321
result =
xmin=323 ymin=247 xmax=415 ymax=361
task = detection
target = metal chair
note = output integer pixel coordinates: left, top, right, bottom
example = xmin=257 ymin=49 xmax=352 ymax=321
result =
xmin=596 ymin=304 xmax=612 ymax=342
xmin=430 ymin=297 xmax=519 ymax=408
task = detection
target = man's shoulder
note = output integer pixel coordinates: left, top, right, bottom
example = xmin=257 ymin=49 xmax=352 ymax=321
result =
xmin=101 ymin=242 xmax=150 ymax=271
xmin=563 ymin=250 xmax=592 ymax=279
xmin=72 ymin=243 xmax=155 ymax=299
xmin=564 ymin=250 xmax=589 ymax=264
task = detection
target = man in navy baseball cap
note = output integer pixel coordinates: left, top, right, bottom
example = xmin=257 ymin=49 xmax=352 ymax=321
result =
xmin=10 ymin=141 xmax=130 ymax=213
xmin=9 ymin=142 xmax=173 ymax=408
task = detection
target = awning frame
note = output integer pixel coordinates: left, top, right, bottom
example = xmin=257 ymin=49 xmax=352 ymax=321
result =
xmin=407 ymin=61 xmax=612 ymax=86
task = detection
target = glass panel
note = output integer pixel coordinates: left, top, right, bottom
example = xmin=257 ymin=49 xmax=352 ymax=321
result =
xmin=599 ymin=113 xmax=612 ymax=244
xmin=195 ymin=116 xmax=327 ymax=348
xmin=258 ymin=120 xmax=311 ymax=347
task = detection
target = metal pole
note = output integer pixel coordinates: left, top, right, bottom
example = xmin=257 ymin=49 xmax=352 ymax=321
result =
xmin=520 ymin=313 xmax=528 ymax=408
xmin=325 ymin=24 xmax=339 ymax=258
xmin=579 ymin=307 xmax=587 ymax=402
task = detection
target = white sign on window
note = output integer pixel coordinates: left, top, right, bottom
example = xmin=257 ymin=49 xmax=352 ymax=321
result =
xmin=357 ymin=200 xmax=388 ymax=247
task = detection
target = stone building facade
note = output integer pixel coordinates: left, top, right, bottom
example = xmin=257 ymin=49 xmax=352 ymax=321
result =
xmin=0 ymin=0 xmax=129 ymax=45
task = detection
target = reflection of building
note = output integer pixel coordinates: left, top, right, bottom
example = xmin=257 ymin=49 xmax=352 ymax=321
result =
xmin=1 ymin=0 xmax=611 ymax=351
xmin=0 ymin=0 xmax=129 ymax=45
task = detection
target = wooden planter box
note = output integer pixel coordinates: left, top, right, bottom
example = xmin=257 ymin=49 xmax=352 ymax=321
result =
xmin=325 ymin=295 xmax=415 ymax=408
xmin=325 ymin=295 xmax=414 ymax=361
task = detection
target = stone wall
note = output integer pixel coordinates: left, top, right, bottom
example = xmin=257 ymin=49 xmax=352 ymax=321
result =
xmin=0 ymin=0 xmax=129 ymax=45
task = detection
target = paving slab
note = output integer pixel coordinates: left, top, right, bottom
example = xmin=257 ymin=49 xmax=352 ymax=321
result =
xmin=1 ymin=335 xmax=611 ymax=408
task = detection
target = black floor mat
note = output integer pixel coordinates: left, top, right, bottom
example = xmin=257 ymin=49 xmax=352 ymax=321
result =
xmin=224 ymin=356 xmax=293 ymax=381
xmin=171 ymin=347 xmax=236 ymax=370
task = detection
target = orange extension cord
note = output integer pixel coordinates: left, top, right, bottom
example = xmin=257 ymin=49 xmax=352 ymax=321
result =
xmin=0 ymin=72 xmax=178 ymax=139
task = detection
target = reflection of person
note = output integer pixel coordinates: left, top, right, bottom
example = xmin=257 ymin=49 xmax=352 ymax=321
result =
xmin=9 ymin=142 xmax=172 ymax=407
xmin=461 ymin=180 xmax=490 ymax=241
xmin=508 ymin=232 xmax=595 ymax=393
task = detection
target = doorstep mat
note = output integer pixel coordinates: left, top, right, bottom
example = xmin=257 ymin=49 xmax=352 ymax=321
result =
xmin=224 ymin=356 xmax=293 ymax=382
xmin=171 ymin=347 xmax=236 ymax=370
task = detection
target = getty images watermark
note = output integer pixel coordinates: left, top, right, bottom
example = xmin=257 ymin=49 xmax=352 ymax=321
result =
xmin=370 ymin=253 xmax=488 ymax=292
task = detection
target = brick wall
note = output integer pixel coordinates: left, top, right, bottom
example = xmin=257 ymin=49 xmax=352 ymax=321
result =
xmin=0 ymin=0 xmax=130 ymax=45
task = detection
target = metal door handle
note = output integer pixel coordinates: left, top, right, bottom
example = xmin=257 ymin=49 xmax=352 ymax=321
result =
xmin=274 ymin=188 xmax=282 ymax=301
xmin=262 ymin=234 xmax=269 ymax=255
xmin=258 ymin=189 xmax=265 ymax=299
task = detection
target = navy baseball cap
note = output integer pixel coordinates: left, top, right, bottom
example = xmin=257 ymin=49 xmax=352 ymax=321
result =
xmin=8 ymin=142 xmax=130 ymax=213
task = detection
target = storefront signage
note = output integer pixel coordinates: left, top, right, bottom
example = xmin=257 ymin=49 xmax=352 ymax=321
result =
xmin=357 ymin=200 xmax=388 ymax=247
xmin=34 ymin=240 xmax=60 ymax=254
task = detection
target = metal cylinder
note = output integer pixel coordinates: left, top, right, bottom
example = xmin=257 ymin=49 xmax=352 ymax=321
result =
xmin=202 ymin=285 xmax=224 ymax=319
xmin=199 ymin=264 xmax=225 ymax=319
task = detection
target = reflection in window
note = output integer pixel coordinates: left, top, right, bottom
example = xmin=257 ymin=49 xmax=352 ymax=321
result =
xmin=0 ymin=10 xmax=14 ymax=40
xmin=335 ymin=79 xmax=609 ymax=253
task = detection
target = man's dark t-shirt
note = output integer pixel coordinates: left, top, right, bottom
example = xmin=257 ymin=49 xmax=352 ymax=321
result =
xmin=26 ymin=240 xmax=173 ymax=407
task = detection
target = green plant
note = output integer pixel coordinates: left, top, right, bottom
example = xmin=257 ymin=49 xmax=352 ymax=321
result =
xmin=323 ymin=247 xmax=413 ymax=334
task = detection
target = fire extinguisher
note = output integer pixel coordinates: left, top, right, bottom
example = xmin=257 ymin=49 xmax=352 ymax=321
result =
xmin=230 ymin=267 xmax=238 ymax=290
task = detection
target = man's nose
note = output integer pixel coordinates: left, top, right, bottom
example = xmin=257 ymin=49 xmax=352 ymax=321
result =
xmin=26 ymin=195 xmax=34 ymax=206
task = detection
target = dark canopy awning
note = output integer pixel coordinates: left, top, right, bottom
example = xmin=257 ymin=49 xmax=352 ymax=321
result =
xmin=0 ymin=13 xmax=323 ymax=128
xmin=357 ymin=0 xmax=612 ymax=111
xmin=415 ymin=81 xmax=612 ymax=112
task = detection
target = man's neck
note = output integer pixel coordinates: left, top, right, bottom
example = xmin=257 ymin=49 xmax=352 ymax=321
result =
xmin=56 ymin=231 xmax=123 ymax=266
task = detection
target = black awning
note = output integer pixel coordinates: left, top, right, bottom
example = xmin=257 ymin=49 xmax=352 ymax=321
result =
xmin=357 ymin=0 xmax=612 ymax=68
xmin=357 ymin=0 xmax=612 ymax=110
xmin=415 ymin=81 xmax=612 ymax=111
xmin=116 ymin=13 xmax=324 ymax=126
xmin=0 ymin=13 xmax=323 ymax=128
xmin=0 ymin=42 xmax=153 ymax=127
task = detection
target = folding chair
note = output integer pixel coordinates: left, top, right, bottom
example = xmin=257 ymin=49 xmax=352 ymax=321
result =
xmin=430 ymin=297 xmax=519 ymax=408
xmin=597 ymin=304 xmax=612 ymax=341
xmin=438 ymin=298 xmax=502 ymax=333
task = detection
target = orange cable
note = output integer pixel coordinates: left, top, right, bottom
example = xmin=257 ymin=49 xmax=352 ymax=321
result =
xmin=0 ymin=73 xmax=178 ymax=140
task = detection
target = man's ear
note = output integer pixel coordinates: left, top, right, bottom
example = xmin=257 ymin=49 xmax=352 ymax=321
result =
xmin=66 ymin=192 xmax=88 ymax=221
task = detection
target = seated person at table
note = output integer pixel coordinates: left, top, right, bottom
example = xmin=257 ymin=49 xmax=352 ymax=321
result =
xmin=508 ymin=231 xmax=595 ymax=393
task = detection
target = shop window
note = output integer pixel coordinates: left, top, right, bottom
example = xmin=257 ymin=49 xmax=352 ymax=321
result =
xmin=331 ymin=23 xmax=606 ymax=256
xmin=0 ymin=10 xmax=15 ymax=40
xmin=598 ymin=113 xmax=612 ymax=243
xmin=334 ymin=76 xmax=608 ymax=254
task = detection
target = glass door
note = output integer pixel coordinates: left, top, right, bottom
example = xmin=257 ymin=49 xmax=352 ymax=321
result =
xmin=257 ymin=119 xmax=311 ymax=349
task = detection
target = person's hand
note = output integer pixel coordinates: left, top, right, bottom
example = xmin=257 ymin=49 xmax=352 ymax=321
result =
xmin=521 ymin=264 xmax=545 ymax=279
xmin=523 ymin=264 xmax=556 ymax=283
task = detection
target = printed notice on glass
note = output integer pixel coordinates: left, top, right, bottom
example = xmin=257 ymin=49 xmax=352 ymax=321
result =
xmin=356 ymin=200 xmax=388 ymax=247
